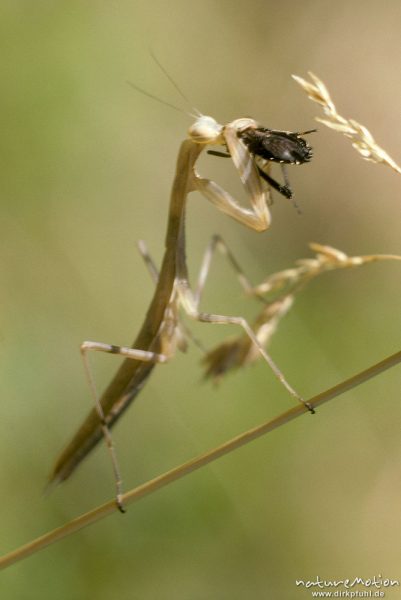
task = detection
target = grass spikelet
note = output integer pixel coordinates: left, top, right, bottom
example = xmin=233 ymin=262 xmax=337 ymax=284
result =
xmin=292 ymin=72 xmax=401 ymax=175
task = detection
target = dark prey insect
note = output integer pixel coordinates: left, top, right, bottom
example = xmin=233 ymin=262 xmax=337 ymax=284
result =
xmin=208 ymin=127 xmax=316 ymax=201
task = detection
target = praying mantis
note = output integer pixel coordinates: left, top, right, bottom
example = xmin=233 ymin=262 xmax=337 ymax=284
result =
xmin=49 ymin=100 xmax=317 ymax=510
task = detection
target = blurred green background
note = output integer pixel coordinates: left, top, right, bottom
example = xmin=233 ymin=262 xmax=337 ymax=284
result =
xmin=1 ymin=1 xmax=401 ymax=598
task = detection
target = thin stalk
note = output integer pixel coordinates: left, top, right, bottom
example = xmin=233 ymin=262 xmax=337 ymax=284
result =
xmin=1 ymin=349 xmax=400 ymax=571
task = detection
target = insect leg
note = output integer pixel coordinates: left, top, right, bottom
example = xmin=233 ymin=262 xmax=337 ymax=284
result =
xmin=136 ymin=239 xmax=160 ymax=284
xmin=176 ymin=283 xmax=314 ymax=413
xmin=207 ymin=150 xmax=231 ymax=158
xmin=207 ymin=148 xmax=293 ymax=200
xmin=80 ymin=341 xmax=168 ymax=512
xmin=280 ymin=165 xmax=302 ymax=214
xmin=257 ymin=166 xmax=293 ymax=199
xmin=194 ymin=234 xmax=256 ymax=306
xmin=195 ymin=175 xmax=271 ymax=231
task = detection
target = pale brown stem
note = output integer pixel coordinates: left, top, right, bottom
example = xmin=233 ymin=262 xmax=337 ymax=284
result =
xmin=1 ymin=349 xmax=400 ymax=571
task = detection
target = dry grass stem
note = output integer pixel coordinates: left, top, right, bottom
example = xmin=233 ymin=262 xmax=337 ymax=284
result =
xmin=292 ymin=72 xmax=401 ymax=175
xmin=203 ymin=245 xmax=401 ymax=381
xmin=253 ymin=243 xmax=401 ymax=295
xmin=1 ymin=349 xmax=400 ymax=571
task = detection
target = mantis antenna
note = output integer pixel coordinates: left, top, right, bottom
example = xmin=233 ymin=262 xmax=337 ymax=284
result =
xmin=127 ymin=50 xmax=200 ymax=118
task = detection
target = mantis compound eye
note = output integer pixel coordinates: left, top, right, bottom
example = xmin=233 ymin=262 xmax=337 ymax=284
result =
xmin=188 ymin=115 xmax=224 ymax=144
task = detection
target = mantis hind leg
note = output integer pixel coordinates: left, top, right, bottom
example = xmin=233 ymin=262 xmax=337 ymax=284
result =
xmin=179 ymin=294 xmax=314 ymax=413
xmin=175 ymin=239 xmax=314 ymax=413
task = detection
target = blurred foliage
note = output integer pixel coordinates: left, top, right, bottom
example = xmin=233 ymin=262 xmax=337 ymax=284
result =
xmin=1 ymin=1 xmax=401 ymax=598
